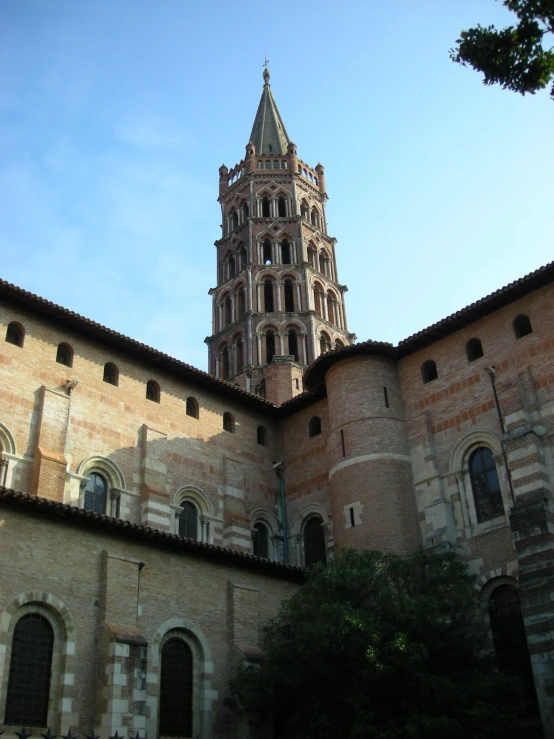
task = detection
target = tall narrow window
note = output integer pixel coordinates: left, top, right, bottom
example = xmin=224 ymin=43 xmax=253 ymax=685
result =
xmin=239 ymin=247 xmax=247 ymax=269
xmin=221 ymin=347 xmax=229 ymax=379
xmin=103 ymin=362 xmax=118 ymax=386
xmin=243 ymin=202 xmax=249 ymax=219
xmin=320 ymin=333 xmax=331 ymax=355
xmin=281 ymin=239 xmax=291 ymax=264
xmin=278 ymin=196 xmax=286 ymax=217
xmin=224 ymin=296 xmax=232 ymax=326
xmin=228 ymin=254 xmax=236 ymax=278
xmin=252 ymin=521 xmax=269 ymax=558
xmin=84 ymin=472 xmax=108 ymax=514
xmin=5 ymin=614 xmax=54 ymax=727
xmin=263 ymin=240 xmax=272 ymax=264
xmin=159 ymin=638 xmax=193 ymax=738
xmin=186 ymin=397 xmax=199 ymax=419
xmin=466 ymin=338 xmax=484 ymax=362
xmin=469 ymin=447 xmax=504 ymax=522
xmin=262 ymin=197 xmax=270 ymax=217
xmin=231 ymin=209 xmax=239 ymax=229
xmin=179 ymin=501 xmax=198 ymax=539
xmin=513 ymin=314 xmax=533 ymax=339
xmin=288 ymin=330 xmax=299 ymax=361
xmin=266 ymin=331 xmax=275 ymax=364
xmin=146 ymin=380 xmax=160 ymax=402
xmin=304 ymin=517 xmax=326 ymax=567
xmin=314 ymin=285 xmax=322 ymax=316
xmin=56 ymin=342 xmax=73 ymax=367
xmin=284 ymin=279 xmax=294 ymax=311
xmin=235 ymin=338 xmax=244 ymax=373
xmin=421 ymin=360 xmax=438 ymax=384
xmin=223 ymin=412 xmax=235 ymax=433
xmin=5 ymin=322 xmax=24 ymax=347
xmin=237 ymin=287 xmax=245 ymax=317
xmin=327 ymin=292 xmax=335 ymax=324
xmin=264 ymin=280 xmax=274 ymax=312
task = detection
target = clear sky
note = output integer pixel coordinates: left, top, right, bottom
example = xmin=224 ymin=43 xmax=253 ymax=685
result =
xmin=1 ymin=1 xmax=552 ymax=372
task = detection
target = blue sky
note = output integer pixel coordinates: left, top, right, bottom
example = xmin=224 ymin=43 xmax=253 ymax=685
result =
xmin=1 ymin=1 xmax=552 ymax=372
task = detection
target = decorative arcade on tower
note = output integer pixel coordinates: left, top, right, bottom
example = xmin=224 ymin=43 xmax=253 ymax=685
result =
xmin=205 ymin=67 xmax=354 ymax=405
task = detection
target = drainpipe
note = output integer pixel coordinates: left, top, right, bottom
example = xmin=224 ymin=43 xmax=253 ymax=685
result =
xmin=484 ymin=366 xmax=516 ymax=505
xmin=273 ymin=462 xmax=288 ymax=563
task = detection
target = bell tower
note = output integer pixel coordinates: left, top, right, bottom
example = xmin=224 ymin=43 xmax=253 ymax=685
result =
xmin=206 ymin=67 xmax=354 ymax=402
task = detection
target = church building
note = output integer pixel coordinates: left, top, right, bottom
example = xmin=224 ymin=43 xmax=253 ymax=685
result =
xmin=0 ymin=69 xmax=554 ymax=738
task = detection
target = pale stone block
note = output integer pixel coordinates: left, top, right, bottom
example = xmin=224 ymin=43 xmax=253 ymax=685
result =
xmin=62 ymin=672 xmax=75 ymax=685
xmin=62 ymin=697 xmax=72 ymax=712
xmin=65 ymin=641 xmax=76 ymax=656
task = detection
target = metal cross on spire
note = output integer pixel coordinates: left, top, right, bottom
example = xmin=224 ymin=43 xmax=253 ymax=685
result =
xmin=263 ymin=55 xmax=270 ymax=70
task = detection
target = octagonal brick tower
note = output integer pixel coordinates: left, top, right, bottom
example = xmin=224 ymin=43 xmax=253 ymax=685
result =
xmin=205 ymin=68 xmax=354 ymax=404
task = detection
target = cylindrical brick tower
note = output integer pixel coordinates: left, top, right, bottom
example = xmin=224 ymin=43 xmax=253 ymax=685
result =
xmin=306 ymin=345 xmax=420 ymax=553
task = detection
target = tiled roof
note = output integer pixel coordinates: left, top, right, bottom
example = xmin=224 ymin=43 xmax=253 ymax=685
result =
xmin=0 ymin=487 xmax=306 ymax=581
xmin=304 ymin=261 xmax=554 ymax=390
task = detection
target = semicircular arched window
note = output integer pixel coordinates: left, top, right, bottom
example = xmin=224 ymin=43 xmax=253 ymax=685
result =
xmin=304 ymin=516 xmax=326 ymax=568
xmin=103 ymin=362 xmax=118 ymax=386
xmin=513 ymin=314 xmax=533 ymax=339
xmin=146 ymin=380 xmax=160 ymax=402
xmin=84 ymin=471 xmax=108 ymax=514
xmin=159 ymin=638 xmax=193 ymax=738
xmin=56 ymin=342 xmax=73 ymax=367
xmin=308 ymin=416 xmax=321 ymax=438
xmin=5 ymin=613 xmax=54 ymax=727
xmin=252 ymin=521 xmax=269 ymax=558
xmin=421 ymin=359 xmax=438 ymax=384
xmin=469 ymin=446 xmax=504 ymax=523
xmin=5 ymin=322 xmax=24 ymax=348
xmin=186 ymin=396 xmax=199 ymax=419
xmin=178 ymin=501 xmax=198 ymax=540
xmin=223 ymin=412 xmax=235 ymax=433
xmin=466 ymin=338 xmax=483 ymax=362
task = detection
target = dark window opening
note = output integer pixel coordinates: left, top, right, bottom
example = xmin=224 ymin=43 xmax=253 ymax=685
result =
xmin=489 ymin=585 xmax=538 ymax=713
xmin=84 ymin=472 xmax=108 ymax=514
xmin=5 ymin=613 xmax=54 ymax=727
xmin=320 ymin=334 xmax=331 ymax=355
xmin=179 ymin=501 xmax=198 ymax=539
xmin=262 ymin=197 xmax=270 ymax=218
xmin=5 ymin=322 xmax=24 ymax=347
xmin=469 ymin=446 xmax=504 ymax=523
xmin=349 ymin=506 xmax=355 ymax=527
xmin=159 ymin=638 xmax=193 ymax=738
xmin=263 ymin=239 xmax=272 ymax=264
xmin=304 ymin=516 xmax=326 ymax=567
xmin=327 ymin=293 xmax=335 ymax=324
xmin=221 ymin=347 xmax=229 ymax=379
xmin=236 ymin=338 xmax=244 ymax=373
xmin=264 ymin=280 xmax=274 ymax=312
xmin=243 ymin=202 xmax=249 ymax=219
xmin=384 ymin=386 xmax=389 ymax=408
xmin=288 ymin=330 xmax=298 ymax=361
xmin=295 ymin=378 xmax=299 ymax=390
xmin=103 ymin=362 xmax=118 ymax=386
xmin=224 ymin=297 xmax=232 ymax=327
xmin=466 ymin=338 xmax=484 ymax=362
xmin=284 ymin=280 xmax=294 ymax=311
xmin=341 ymin=429 xmax=346 ymax=457
xmin=513 ymin=314 xmax=533 ymax=339
xmin=186 ymin=396 xmax=199 ymax=419
xmin=281 ymin=239 xmax=291 ymax=265
xmin=257 ymin=425 xmax=266 ymax=446
xmin=223 ymin=412 xmax=235 ymax=433
xmin=231 ymin=209 xmax=239 ymax=229
xmin=252 ymin=521 xmax=269 ymax=558
xmin=309 ymin=416 xmax=321 ymax=438
xmin=278 ymin=197 xmax=286 ymax=217
xmin=237 ymin=287 xmax=245 ymax=317
xmin=421 ymin=360 xmax=438 ymax=384
xmin=146 ymin=380 xmax=160 ymax=402
xmin=239 ymin=247 xmax=247 ymax=269
xmin=56 ymin=342 xmax=73 ymax=367
xmin=228 ymin=255 xmax=236 ymax=278
xmin=266 ymin=331 xmax=275 ymax=364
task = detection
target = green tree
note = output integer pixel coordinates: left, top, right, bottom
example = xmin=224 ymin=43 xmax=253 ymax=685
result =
xmin=450 ymin=1 xmax=554 ymax=100
xmin=229 ymin=549 xmax=529 ymax=739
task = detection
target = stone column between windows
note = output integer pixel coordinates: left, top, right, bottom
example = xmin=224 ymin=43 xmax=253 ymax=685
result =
xmin=271 ymin=241 xmax=277 ymax=265
xmin=247 ymin=267 xmax=253 ymax=311
xmin=256 ymin=333 xmax=262 ymax=366
xmin=308 ymin=314 xmax=317 ymax=362
xmin=247 ymin=315 xmax=253 ymax=365
xmin=218 ymin=304 xmax=223 ymax=333
xmin=256 ymin=198 xmax=261 ymax=217
xmin=301 ymin=333 xmax=308 ymax=365
xmin=321 ymin=291 xmax=328 ymax=321
xmin=305 ymin=270 xmax=313 ymax=311
xmin=276 ymin=281 xmax=282 ymax=312
xmin=279 ymin=333 xmax=285 ymax=355
xmin=275 ymin=241 xmax=281 ymax=264
xmin=340 ymin=289 xmax=349 ymax=331
xmin=229 ymin=345 xmax=234 ymax=377
xmin=215 ymin=356 xmax=220 ymax=377
xmin=248 ymin=219 xmax=253 ymax=264
xmin=230 ymin=294 xmax=236 ymax=323
xmin=295 ymin=281 xmax=302 ymax=311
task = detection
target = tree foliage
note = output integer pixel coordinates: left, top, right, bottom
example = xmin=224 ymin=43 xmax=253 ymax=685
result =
xmin=229 ymin=550 xmax=528 ymax=739
xmin=450 ymin=1 xmax=554 ymax=100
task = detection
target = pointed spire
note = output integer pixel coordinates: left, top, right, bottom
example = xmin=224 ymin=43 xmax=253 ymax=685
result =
xmin=249 ymin=66 xmax=290 ymax=156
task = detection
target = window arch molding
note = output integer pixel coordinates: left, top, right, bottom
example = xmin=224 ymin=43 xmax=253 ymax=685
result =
xmin=449 ymin=431 xmax=507 ymax=529
xmin=290 ymin=504 xmax=331 ymax=567
xmin=0 ymin=421 xmax=17 ymax=456
xmin=172 ymin=486 xmax=214 ymax=542
xmin=150 ymin=619 xmax=214 ymax=739
xmin=5 ymin=321 xmax=25 ymax=348
xmin=76 ymin=455 xmax=126 ymax=515
xmin=0 ymin=592 xmax=76 ymax=731
xmin=250 ymin=507 xmax=280 ymax=560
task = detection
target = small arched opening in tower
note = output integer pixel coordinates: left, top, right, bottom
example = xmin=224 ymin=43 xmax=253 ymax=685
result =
xmin=326 ymin=291 xmax=335 ymax=325
xmin=263 ymin=239 xmax=272 ymax=265
xmin=284 ymin=279 xmax=295 ymax=312
xmin=264 ymin=279 xmax=274 ymax=312
xmin=281 ymin=239 xmax=291 ymax=265
xmin=221 ymin=346 xmax=230 ymax=379
xmin=235 ymin=337 xmax=244 ymax=373
xmin=262 ymin=196 xmax=271 ymax=217
xmin=236 ymin=286 xmax=246 ymax=317
xmin=278 ymin=196 xmax=286 ymax=217
xmin=266 ymin=330 xmax=276 ymax=364
xmin=288 ymin=329 xmax=299 ymax=361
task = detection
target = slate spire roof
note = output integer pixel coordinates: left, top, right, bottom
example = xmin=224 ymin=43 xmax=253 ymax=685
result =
xmin=249 ymin=67 xmax=290 ymax=155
